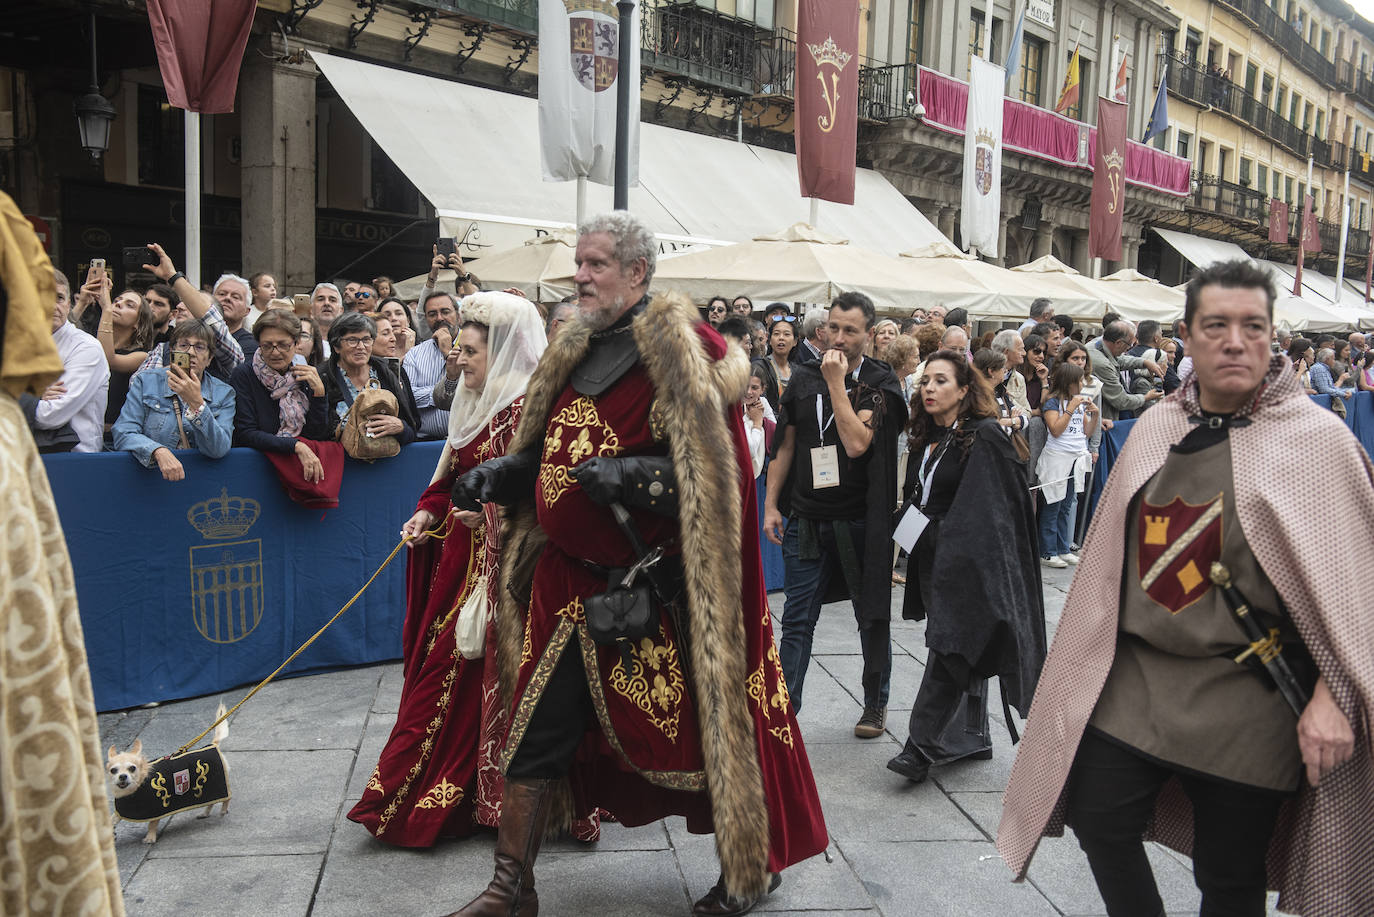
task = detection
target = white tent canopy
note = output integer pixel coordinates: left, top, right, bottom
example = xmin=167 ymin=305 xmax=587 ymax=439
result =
xmin=898 ymin=242 xmax=1099 ymax=319
xmin=1152 ymin=227 xmax=1368 ymax=330
xmin=650 ymin=224 xmax=993 ymax=313
xmin=309 ymin=52 xmax=947 ymax=258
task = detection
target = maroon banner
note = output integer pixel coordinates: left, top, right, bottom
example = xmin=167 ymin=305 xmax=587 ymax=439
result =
xmin=796 ymin=0 xmax=860 ymax=205
xmin=1089 ymin=98 xmax=1127 ymax=261
xmin=1301 ymin=199 xmax=1322 ymax=253
xmin=146 ymin=0 xmax=256 ymax=114
xmin=1268 ymin=199 xmax=1289 ymax=244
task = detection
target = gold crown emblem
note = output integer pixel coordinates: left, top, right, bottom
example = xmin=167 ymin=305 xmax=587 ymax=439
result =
xmin=1103 ymin=148 xmax=1124 ymax=170
xmin=1143 ymin=515 xmax=1170 ymax=546
xmin=807 ymin=35 xmax=853 ymax=71
xmin=188 ymin=488 xmax=261 ymax=540
xmin=563 ymin=0 xmax=616 ymax=14
xmin=975 ymin=127 xmax=997 ymax=148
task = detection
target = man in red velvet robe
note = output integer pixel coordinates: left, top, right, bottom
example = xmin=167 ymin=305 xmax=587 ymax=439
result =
xmin=442 ymin=212 xmax=828 ymax=917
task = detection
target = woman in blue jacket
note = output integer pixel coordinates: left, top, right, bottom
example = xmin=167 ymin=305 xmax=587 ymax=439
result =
xmin=113 ymin=319 xmax=236 ymax=481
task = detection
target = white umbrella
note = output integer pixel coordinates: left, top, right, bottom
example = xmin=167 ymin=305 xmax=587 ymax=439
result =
xmin=647 ymin=224 xmax=997 ymax=314
xmin=1095 ymin=269 xmax=1186 ymax=323
xmin=899 ymin=243 xmax=1097 ymax=320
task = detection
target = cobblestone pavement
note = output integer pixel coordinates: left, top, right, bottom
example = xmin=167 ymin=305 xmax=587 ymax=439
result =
xmin=100 ymin=564 xmax=1281 ymax=916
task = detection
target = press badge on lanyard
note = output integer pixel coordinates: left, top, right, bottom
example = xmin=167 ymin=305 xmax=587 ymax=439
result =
xmin=812 ymin=393 xmax=841 ymax=488
xmin=893 ymin=430 xmax=954 ymax=551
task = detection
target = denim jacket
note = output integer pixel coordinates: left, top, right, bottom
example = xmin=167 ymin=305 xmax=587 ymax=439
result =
xmin=112 ymin=367 xmax=236 ymax=467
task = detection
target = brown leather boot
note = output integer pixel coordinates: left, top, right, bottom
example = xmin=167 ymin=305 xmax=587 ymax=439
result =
xmin=442 ymin=779 xmax=552 ymax=917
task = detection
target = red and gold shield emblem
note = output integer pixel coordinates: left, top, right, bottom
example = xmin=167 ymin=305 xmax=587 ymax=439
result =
xmin=1137 ymin=493 xmax=1224 ymax=614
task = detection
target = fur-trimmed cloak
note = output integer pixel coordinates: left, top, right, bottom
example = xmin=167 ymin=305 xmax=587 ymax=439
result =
xmin=997 ymin=358 xmax=1374 ymax=917
xmin=495 ymin=293 xmax=828 ymax=900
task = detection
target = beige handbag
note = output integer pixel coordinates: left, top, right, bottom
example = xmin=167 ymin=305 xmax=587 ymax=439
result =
xmin=338 ymin=386 xmax=402 ymax=460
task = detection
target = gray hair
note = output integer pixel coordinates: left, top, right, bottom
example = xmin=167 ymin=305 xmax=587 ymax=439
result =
xmin=991 ymin=329 xmax=1022 ymax=355
xmin=801 ymin=305 xmax=828 ymax=340
xmin=578 ymin=211 xmax=657 ymax=285
xmin=1317 ymin=347 xmax=1335 ymax=363
xmin=1029 ymin=297 xmax=1053 ymax=318
xmin=213 ymin=272 xmax=250 ymax=295
xmin=312 ymin=282 xmax=342 ymax=300
xmin=942 ymin=325 xmax=969 ymax=348
xmin=327 ymin=310 xmax=378 ymax=348
xmin=545 ymin=301 xmax=576 ymax=334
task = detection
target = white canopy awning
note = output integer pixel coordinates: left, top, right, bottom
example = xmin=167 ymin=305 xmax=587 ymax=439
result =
xmin=310 ymin=52 xmax=947 ymax=258
xmin=1151 ymin=228 xmax=1250 ymax=268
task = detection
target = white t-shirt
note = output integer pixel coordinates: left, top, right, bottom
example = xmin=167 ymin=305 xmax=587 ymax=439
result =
xmin=1041 ymin=396 xmax=1088 ymax=455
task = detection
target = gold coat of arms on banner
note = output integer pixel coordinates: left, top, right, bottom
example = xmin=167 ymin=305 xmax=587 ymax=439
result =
xmin=187 ymin=488 xmax=264 ymax=643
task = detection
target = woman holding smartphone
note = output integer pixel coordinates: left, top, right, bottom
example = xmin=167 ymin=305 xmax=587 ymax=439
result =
xmin=229 ymin=309 xmax=333 ymax=484
xmin=112 ymin=319 xmax=236 ymax=481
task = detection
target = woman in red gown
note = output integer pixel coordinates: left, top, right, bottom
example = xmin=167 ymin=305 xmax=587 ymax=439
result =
xmin=347 ymin=292 xmax=599 ymax=846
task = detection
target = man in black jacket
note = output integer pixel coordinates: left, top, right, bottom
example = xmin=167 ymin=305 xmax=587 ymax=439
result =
xmin=763 ymin=292 xmax=907 ymax=738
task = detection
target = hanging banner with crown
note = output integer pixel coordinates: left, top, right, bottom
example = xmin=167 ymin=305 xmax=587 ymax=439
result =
xmin=796 ymin=0 xmax=859 ymax=205
xmin=1090 ymin=97 xmax=1128 ymax=261
xmin=1137 ymin=493 xmax=1224 ymax=614
xmin=960 ymin=56 xmax=1005 ymax=256
xmin=538 ymin=0 xmax=640 ymax=186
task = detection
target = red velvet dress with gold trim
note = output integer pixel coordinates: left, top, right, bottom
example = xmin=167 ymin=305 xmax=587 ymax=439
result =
xmin=503 ymin=338 xmax=827 ymax=872
xmin=348 ymin=400 xmax=601 ymax=846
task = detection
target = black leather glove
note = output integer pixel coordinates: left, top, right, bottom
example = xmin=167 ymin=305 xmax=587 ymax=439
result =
xmin=451 ymin=449 xmax=539 ymax=511
xmin=572 ymin=456 xmax=678 ymax=516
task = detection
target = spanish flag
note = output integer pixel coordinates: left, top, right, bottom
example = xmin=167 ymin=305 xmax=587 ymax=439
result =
xmin=1055 ymin=45 xmax=1081 ymax=114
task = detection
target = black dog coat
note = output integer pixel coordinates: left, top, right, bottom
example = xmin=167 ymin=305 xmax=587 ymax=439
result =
xmin=113 ymin=746 xmax=230 ymax=822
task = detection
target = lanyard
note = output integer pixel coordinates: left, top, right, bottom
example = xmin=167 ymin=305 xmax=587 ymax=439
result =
xmin=814 ymin=359 xmax=864 ymax=439
xmin=916 ymin=425 xmax=956 ymax=510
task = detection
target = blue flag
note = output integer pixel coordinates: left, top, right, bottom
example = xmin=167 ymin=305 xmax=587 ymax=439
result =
xmin=1004 ymin=2 xmax=1027 ymax=89
xmin=1142 ymin=65 xmax=1169 ymax=144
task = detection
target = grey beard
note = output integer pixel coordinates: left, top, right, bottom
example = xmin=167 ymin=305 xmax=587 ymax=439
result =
xmin=578 ymin=294 xmax=628 ymax=332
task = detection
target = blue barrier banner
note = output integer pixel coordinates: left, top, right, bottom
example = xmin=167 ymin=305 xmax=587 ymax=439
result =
xmin=45 ymin=443 xmax=446 ymax=712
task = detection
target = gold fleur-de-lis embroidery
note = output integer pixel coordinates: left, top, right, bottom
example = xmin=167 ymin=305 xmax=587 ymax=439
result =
xmin=609 ymin=633 xmax=686 ymax=740
xmin=193 ymin=760 xmax=210 ymax=798
xmin=151 ymin=772 xmax=170 ymax=807
xmin=366 ymin=769 xmax=384 ymax=795
xmin=544 ymin=425 xmax=564 ymax=460
xmin=414 ymin=778 xmax=464 ymax=810
xmin=568 ymin=427 xmax=594 ymax=465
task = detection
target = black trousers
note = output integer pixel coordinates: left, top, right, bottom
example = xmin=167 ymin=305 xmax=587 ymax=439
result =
xmin=505 ymin=640 xmax=596 ymax=780
xmin=1065 ymin=730 xmax=1288 ymax=917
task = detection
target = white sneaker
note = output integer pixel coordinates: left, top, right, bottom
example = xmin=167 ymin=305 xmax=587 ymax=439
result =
xmin=1042 ymin=556 xmax=1068 ymax=569
xmin=1058 ymin=553 xmax=1080 ymax=565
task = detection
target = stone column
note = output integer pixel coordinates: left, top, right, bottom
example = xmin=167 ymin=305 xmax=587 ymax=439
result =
xmin=240 ymin=33 xmax=320 ymax=294
xmin=1070 ymin=230 xmax=1092 ymax=274
xmin=1033 ymin=222 xmax=1054 ymax=259
xmin=938 ymin=206 xmax=958 ymax=241
xmin=992 ymin=219 xmax=1009 ymax=267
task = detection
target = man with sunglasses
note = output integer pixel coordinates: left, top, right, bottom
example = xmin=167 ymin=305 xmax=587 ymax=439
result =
xmin=132 ymin=243 xmax=245 ymax=383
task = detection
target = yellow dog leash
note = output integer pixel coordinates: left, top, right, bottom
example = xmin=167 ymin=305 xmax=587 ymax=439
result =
xmin=176 ymin=515 xmax=456 ymax=754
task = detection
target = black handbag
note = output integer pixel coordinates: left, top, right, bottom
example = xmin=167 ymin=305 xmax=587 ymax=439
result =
xmin=584 ymin=504 xmax=681 ymax=651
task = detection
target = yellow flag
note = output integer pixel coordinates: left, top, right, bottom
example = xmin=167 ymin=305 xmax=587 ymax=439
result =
xmin=1055 ymin=46 xmax=1081 ymax=115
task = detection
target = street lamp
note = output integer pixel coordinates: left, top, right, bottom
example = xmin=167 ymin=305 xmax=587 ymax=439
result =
xmin=73 ymin=13 xmax=115 ymax=161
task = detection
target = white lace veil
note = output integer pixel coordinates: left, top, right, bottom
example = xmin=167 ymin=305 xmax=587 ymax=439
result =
xmin=445 ymin=291 xmax=547 ymax=451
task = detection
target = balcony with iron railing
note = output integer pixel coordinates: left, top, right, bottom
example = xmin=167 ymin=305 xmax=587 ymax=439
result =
xmin=873 ymin=63 xmax=1192 ymax=195
xmin=422 ymin=0 xmax=536 ymax=35
xmin=1159 ymin=50 xmax=1335 ymax=166
xmin=1313 ymin=218 xmax=1371 ymax=257
xmin=640 ymin=3 xmax=759 ymax=95
xmin=1190 ymin=171 xmax=1267 ymax=222
xmin=1210 ymin=0 xmax=1336 ymax=88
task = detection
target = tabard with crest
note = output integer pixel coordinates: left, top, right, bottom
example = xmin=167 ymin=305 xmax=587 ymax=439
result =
xmin=1090 ymin=435 xmax=1304 ymax=792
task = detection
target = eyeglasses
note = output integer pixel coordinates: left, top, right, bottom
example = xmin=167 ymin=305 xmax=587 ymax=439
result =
xmin=172 ymin=342 xmax=209 ymax=354
xmin=770 ymin=314 xmax=797 ymax=324
xmin=258 ymin=341 xmax=295 ymax=353
xmin=356 ymin=291 xmax=374 ymax=300
xmin=339 ymin=336 xmax=374 ymax=348
xmin=1031 ymin=349 xmax=1046 ymax=356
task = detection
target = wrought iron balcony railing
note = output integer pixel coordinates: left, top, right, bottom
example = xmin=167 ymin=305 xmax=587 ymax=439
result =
xmin=752 ymin=27 xmax=795 ymax=98
xmin=420 ymin=0 xmax=537 ymax=35
xmin=640 ymin=3 xmax=758 ymax=95
xmin=1160 ymin=50 xmax=1327 ymax=165
xmin=1211 ymin=0 xmax=1336 ymax=88
xmin=1189 ymin=172 xmax=1267 ymax=222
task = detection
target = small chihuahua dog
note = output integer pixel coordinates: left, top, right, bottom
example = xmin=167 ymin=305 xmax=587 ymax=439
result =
xmin=107 ymin=705 xmax=230 ymax=844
